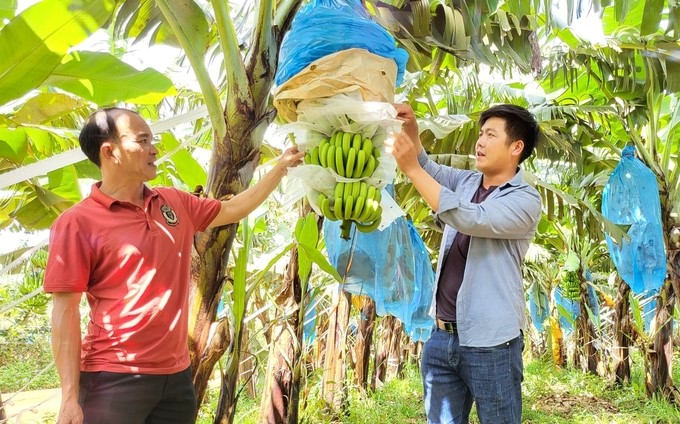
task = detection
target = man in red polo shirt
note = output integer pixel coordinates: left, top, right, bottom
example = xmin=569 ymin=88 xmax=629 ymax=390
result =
xmin=44 ymin=108 xmax=303 ymax=424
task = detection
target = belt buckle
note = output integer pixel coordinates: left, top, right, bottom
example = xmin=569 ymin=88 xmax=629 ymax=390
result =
xmin=438 ymin=319 xmax=457 ymax=334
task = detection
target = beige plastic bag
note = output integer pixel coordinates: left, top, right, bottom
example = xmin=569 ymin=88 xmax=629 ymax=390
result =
xmin=273 ymin=48 xmax=398 ymax=123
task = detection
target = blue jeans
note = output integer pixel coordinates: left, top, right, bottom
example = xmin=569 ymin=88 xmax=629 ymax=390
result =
xmin=421 ymin=328 xmax=524 ymax=424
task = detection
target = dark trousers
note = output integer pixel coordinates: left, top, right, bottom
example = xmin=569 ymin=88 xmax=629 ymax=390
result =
xmin=79 ymin=367 xmax=197 ymax=424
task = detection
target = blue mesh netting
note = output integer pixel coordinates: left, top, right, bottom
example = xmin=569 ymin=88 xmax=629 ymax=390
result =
xmin=275 ymin=0 xmax=409 ymax=86
xmin=602 ymin=146 xmax=666 ymax=294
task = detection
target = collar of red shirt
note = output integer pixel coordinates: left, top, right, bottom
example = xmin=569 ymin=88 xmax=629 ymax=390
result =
xmin=90 ymin=182 xmax=159 ymax=210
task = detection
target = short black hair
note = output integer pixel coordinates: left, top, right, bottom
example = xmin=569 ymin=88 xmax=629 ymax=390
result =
xmin=79 ymin=108 xmax=135 ymax=167
xmin=479 ymin=104 xmax=540 ymax=164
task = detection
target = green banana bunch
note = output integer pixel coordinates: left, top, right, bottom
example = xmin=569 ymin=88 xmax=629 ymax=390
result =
xmin=30 ymin=249 xmax=48 ymax=269
xmin=316 ymin=181 xmax=383 ymax=239
xmin=305 ymin=131 xmax=380 ymax=179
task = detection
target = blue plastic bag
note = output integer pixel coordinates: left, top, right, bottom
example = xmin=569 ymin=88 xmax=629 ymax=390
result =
xmin=324 ymin=214 xmax=434 ymax=336
xmin=405 ymin=222 xmax=435 ymax=341
xmin=602 ymin=146 xmax=666 ymax=294
xmin=528 ymin=284 xmax=549 ymax=332
xmin=553 ymin=283 xmax=599 ymax=333
xmin=275 ymin=0 xmax=409 ymax=86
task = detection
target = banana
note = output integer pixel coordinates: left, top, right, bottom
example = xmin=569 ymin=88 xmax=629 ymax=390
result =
xmin=361 ymin=155 xmax=376 ymax=178
xmin=335 ymin=131 xmax=344 ymax=148
xmin=345 ymin=148 xmax=356 ymax=178
xmin=319 ymin=142 xmax=329 ymax=167
xmin=335 ymin=182 xmax=345 ymax=199
xmin=373 ymin=147 xmax=381 ymax=159
xmin=359 ymin=181 xmax=368 ymax=199
xmin=352 ymin=133 xmax=362 ymax=151
xmin=343 ymin=194 xmax=354 ymax=220
xmin=329 ymin=132 xmax=339 ymax=147
xmin=351 ymin=181 xmax=361 ymax=199
xmin=342 ymin=132 xmax=352 ymax=155
xmin=361 ymin=138 xmax=374 ymax=159
xmin=374 ymin=187 xmax=382 ymax=204
xmin=366 ymin=185 xmax=377 ymax=203
xmin=333 ymin=196 xmax=344 ymax=221
xmin=357 ymin=198 xmax=376 ymax=222
xmin=326 ymin=145 xmax=336 ymax=172
xmin=352 ymin=195 xmax=365 ymax=219
xmin=366 ymin=205 xmax=383 ymax=223
xmin=311 ymin=146 xmax=320 ymax=165
xmin=304 ymin=153 xmax=311 ymax=164
xmin=355 ymin=216 xmax=381 ymax=233
xmin=343 ymin=181 xmax=353 ymax=199
xmin=353 ymin=150 xmax=366 ymax=178
xmin=335 ymin=146 xmax=345 ymax=177
xmin=319 ymin=193 xmax=338 ymax=221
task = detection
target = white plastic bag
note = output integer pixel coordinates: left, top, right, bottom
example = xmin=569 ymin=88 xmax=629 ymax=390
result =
xmin=280 ymin=94 xmax=404 ymax=228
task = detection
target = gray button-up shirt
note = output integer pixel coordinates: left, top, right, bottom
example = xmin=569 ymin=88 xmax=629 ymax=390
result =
xmin=418 ymin=151 xmax=541 ymax=347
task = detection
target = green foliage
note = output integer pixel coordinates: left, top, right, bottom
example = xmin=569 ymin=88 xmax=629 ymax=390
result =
xmin=0 ymin=0 xmax=116 ymax=105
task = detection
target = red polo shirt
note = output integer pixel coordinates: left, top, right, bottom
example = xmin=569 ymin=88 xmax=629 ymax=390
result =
xmin=44 ymin=183 xmax=221 ymax=374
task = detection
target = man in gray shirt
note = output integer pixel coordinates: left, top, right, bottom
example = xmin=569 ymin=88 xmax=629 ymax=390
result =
xmin=387 ymin=103 xmax=541 ymax=424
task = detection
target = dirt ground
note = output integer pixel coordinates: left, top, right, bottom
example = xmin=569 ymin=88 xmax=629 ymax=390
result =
xmin=2 ymin=388 xmax=61 ymax=424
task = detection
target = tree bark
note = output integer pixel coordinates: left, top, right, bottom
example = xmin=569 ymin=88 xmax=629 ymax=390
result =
xmin=613 ymin=277 xmax=631 ymax=385
xmin=321 ymin=289 xmax=352 ymax=414
xmin=353 ymin=295 xmax=376 ymax=391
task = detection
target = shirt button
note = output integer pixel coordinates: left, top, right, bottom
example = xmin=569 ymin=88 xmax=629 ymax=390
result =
xmin=136 ymin=207 xmax=141 ymax=211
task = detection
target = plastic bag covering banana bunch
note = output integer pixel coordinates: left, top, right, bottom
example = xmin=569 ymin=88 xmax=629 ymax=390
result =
xmin=283 ymin=95 xmax=404 ymax=239
xmin=324 ymin=215 xmax=435 ymax=341
xmin=602 ymin=145 xmax=666 ymax=294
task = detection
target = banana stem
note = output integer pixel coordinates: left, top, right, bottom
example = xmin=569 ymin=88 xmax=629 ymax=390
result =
xmin=340 ymin=220 xmax=353 ymax=240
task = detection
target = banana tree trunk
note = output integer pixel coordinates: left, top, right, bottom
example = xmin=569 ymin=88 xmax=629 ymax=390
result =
xmin=239 ymin=327 xmax=257 ymax=399
xmin=645 ymin=188 xmax=680 ymax=401
xmin=576 ymin=268 xmax=599 ymax=374
xmin=321 ymin=289 xmax=352 ymax=413
xmin=372 ymin=315 xmax=395 ymax=389
xmin=645 ymin=281 xmax=676 ymax=400
xmin=612 ymin=277 xmax=631 ymax=385
xmin=259 ymin=207 xmax=321 ymax=423
xmin=189 ymin=144 xmax=261 ymax=409
xmin=353 ymin=295 xmax=376 ymax=391
xmin=386 ymin=318 xmax=404 ymax=380
xmin=258 ymin=247 xmax=302 ymax=424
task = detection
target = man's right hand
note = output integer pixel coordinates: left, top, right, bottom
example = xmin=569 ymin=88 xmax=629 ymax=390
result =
xmin=394 ymin=103 xmax=423 ymax=155
xmin=57 ymin=399 xmax=83 ymax=424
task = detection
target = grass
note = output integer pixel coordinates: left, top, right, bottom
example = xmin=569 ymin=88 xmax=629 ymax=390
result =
xmin=0 ymin=339 xmax=59 ymax=393
xmin=198 ymin=355 xmax=680 ymax=424
xmin=522 ymin=358 xmax=680 ymax=424
xmin=4 ymin=340 xmax=679 ymax=423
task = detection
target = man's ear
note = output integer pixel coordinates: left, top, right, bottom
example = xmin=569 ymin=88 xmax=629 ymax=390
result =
xmin=100 ymin=141 xmax=118 ymax=164
xmin=511 ymin=139 xmax=524 ymax=158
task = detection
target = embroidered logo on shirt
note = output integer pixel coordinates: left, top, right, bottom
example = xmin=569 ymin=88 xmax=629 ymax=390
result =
xmin=160 ymin=205 xmax=179 ymax=227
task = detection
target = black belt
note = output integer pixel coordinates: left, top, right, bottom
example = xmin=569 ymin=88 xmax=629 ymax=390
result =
xmin=436 ymin=319 xmax=457 ymax=334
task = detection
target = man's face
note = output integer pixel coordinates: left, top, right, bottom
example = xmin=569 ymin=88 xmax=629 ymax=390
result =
xmin=475 ymin=117 xmax=521 ymax=176
xmin=106 ymin=112 xmax=158 ymax=181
